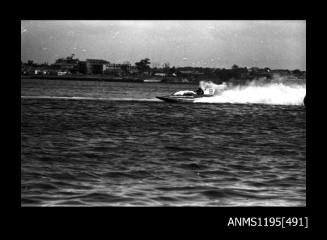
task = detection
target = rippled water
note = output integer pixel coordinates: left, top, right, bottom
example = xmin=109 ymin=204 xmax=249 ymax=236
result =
xmin=21 ymin=79 xmax=306 ymax=206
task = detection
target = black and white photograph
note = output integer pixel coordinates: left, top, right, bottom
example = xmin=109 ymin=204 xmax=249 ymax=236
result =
xmin=21 ymin=20 xmax=306 ymax=207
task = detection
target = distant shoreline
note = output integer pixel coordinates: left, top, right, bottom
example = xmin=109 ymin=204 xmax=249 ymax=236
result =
xmin=21 ymin=74 xmax=305 ymax=85
xmin=22 ymin=75 xmax=142 ymax=83
xmin=21 ymin=75 xmax=196 ymax=84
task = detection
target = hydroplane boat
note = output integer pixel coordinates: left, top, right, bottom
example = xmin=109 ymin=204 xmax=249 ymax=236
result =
xmin=156 ymin=87 xmax=215 ymax=103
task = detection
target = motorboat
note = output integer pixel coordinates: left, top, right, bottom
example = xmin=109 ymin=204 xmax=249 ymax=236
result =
xmin=156 ymin=88 xmax=215 ymax=103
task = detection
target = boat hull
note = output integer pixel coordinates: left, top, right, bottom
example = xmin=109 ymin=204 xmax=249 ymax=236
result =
xmin=156 ymin=96 xmax=196 ymax=103
xmin=156 ymin=95 xmax=213 ymax=103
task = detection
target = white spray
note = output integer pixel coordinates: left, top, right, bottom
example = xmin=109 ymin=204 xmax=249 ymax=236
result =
xmin=195 ymin=80 xmax=306 ymax=105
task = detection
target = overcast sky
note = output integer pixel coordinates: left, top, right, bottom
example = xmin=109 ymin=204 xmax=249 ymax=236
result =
xmin=21 ymin=20 xmax=306 ymax=70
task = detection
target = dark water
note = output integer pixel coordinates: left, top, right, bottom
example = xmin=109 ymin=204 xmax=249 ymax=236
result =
xmin=21 ymin=79 xmax=306 ymax=206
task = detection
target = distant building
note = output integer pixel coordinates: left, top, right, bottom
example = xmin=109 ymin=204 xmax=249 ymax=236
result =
xmin=153 ymin=73 xmax=167 ymax=77
xmin=179 ymin=70 xmax=193 ymax=75
xmin=34 ymin=69 xmax=44 ymax=75
xmin=78 ymin=61 xmax=87 ymax=74
xmin=103 ymin=63 xmax=132 ymax=75
xmin=52 ymin=54 xmax=80 ymax=73
xmin=86 ymin=59 xmax=109 ymax=74
xmin=57 ymin=71 xmax=69 ymax=76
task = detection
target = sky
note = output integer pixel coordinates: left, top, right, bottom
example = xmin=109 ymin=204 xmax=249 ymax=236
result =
xmin=21 ymin=20 xmax=306 ymax=70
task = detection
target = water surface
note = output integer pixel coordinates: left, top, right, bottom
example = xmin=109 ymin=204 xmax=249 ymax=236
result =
xmin=21 ymin=79 xmax=306 ymax=206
